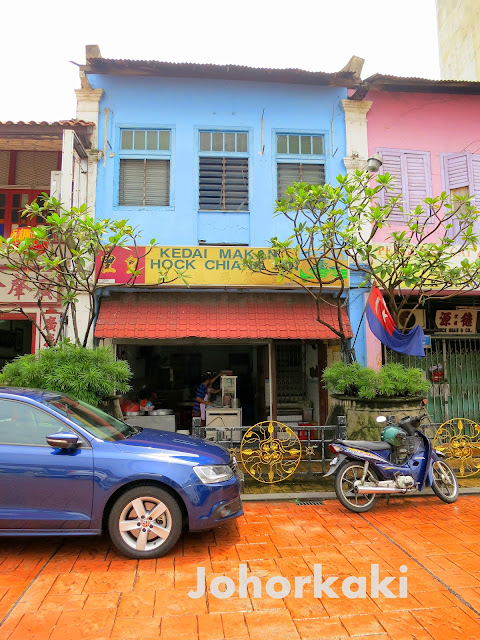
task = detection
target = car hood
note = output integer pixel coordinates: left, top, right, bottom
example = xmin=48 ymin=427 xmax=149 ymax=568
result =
xmin=113 ymin=428 xmax=231 ymax=466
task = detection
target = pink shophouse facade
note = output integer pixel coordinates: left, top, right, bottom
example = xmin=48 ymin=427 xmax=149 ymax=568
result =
xmin=342 ymin=77 xmax=480 ymax=422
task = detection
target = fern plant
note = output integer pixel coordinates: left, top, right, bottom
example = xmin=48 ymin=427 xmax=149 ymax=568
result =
xmin=0 ymin=345 xmax=131 ymax=406
xmin=322 ymin=361 xmax=429 ymax=399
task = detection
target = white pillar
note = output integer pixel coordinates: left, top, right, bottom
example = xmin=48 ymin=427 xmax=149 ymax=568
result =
xmin=341 ymin=99 xmax=372 ymax=173
xmin=341 ymin=99 xmax=381 ymax=369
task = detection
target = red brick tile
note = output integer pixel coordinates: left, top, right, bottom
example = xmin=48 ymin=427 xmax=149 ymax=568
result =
xmin=83 ymin=570 xmax=135 ymax=593
xmin=340 ymin=613 xmax=385 ymax=636
xmin=221 ymin=612 xmax=249 ymax=639
xmin=245 ymin=610 xmax=300 ymax=639
xmin=50 ymin=572 xmax=89 ymax=596
xmin=197 ymin=612 xmax=224 ymax=640
xmin=83 ymin=591 xmax=120 ymax=609
xmin=160 ymin=613 xmax=198 ymax=639
xmin=8 ymin=611 xmax=61 ymax=640
xmin=155 ymin=587 xmax=207 ymax=616
xmin=294 ymin=617 xmax=348 ymax=639
xmin=40 ymin=594 xmax=87 ymax=611
xmin=118 ymin=591 xmax=155 ymax=618
xmin=111 ymin=616 xmax=161 ymax=639
xmin=50 ymin=609 xmax=116 ymax=640
xmin=135 ymin=571 xmax=174 ymax=591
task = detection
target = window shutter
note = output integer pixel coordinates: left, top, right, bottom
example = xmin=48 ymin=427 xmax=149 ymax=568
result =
xmin=199 ymin=157 xmax=248 ymax=211
xmin=15 ymin=151 xmax=58 ymax=187
xmin=145 ymin=160 xmax=170 ymax=206
xmin=444 ymin=153 xmax=469 ymax=191
xmin=379 ymin=149 xmax=431 ymax=221
xmin=471 ymin=155 xmax=480 ymax=210
xmin=277 ymin=163 xmax=325 ymax=199
xmin=443 ymin=153 xmax=480 ymax=237
xmin=119 ymin=159 xmax=169 ymax=206
xmin=404 ymin=152 xmax=430 ymax=219
xmin=119 ymin=160 xmax=144 ymax=206
xmin=0 ymin=151 xmax=9 ymax=185
xmin=379 ymin=150 xmax=403 ymax=219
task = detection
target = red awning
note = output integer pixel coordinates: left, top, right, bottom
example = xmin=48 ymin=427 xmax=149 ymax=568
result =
xmin=94 ymin=292 xmax=352 ymax=340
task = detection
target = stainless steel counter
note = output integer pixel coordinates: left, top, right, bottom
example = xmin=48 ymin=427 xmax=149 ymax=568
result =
xmin=124 ymin=415 xmax=176 ymax=432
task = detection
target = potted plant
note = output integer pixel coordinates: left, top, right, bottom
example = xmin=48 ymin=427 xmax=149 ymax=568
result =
xmin=322 ymin=362 xmax=431 ymax=440
xmin=0 ymin=344 xmax=131 ymax=417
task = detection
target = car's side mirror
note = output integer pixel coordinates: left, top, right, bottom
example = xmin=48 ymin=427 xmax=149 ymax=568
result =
xmin=46 ymin=432 xmax=79 ymax=449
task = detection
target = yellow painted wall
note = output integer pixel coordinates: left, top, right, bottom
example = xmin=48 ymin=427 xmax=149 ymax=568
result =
xmin=436 ymin=0 xmax=480 ymax=80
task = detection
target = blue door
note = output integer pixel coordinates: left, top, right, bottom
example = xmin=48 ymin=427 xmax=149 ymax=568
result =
xmin=0 ymin=399 xmax=94 ymax=530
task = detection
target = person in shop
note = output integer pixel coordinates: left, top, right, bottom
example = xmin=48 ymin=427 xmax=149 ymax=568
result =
xmin=193 ymin=371 xmax=225 ymax=427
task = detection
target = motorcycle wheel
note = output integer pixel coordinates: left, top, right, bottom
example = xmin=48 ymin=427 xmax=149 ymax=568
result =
xmin=431 ymin=460 xmax=459 ymax=504
xmin=335 ymin=460 xmax=379 ymax=513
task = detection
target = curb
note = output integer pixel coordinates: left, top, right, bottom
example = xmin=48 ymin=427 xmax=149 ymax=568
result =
xmin=241 ymin=486 xmax=480 ymax=502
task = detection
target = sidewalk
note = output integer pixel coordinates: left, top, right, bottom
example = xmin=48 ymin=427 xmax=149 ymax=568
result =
xmin=2 ymin=496 xmax=480 ymax=639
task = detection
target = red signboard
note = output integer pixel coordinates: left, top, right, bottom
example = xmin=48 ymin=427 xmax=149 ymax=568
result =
xmin=96 ymin=248 xmax=145 ymax=285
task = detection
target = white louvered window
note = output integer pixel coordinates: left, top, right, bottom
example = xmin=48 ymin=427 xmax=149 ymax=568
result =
xmin=377 ymin=148 xmax=432 ymax=221
xmin=442 ymin=152 xmax=480 ymax=236
xmin=198 ymin=131 xmax=249 ymax=211
xmin=276 ymin=133 xmax=326 ymax=200
xmin=118 ymin=129 xmax=171 ymax=207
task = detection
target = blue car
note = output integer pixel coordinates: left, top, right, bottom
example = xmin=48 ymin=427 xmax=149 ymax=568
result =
xmin=0 ymin=388 xmax=243 ymax=558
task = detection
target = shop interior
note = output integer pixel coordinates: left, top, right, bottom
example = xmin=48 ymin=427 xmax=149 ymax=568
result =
xmin=116 ymin=342 xmax=269 ymax=430
xmin=0 ymin=319 xmax=33 ymax=369
xmin=115 ymin=340 xmax=323 ymax=433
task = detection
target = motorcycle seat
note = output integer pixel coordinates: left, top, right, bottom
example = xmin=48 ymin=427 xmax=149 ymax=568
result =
xmin=337 ymin=439 xmax=392 ymax=451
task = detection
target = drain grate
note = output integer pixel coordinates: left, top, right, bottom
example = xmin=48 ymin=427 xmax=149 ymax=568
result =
xmin=295 ymin=499 xmax=324 ymax=505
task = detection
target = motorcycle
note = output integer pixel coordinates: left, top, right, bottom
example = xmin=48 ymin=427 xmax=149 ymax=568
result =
xmin=324 ymin=413 xmax=459 ymax=512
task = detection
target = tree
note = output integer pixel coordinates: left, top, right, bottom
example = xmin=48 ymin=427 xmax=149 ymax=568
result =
xmin=0 ymin=195 xmax=182 ymax=348
xmin=244 ymin=170 xmax=480 ymax=361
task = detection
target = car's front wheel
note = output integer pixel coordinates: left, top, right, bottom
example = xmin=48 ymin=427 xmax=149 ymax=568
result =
xmin=108 ymin=485 xmax=183 ymax=558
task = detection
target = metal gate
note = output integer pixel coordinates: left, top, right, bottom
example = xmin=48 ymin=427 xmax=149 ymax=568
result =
xmin=384 ymin=336 xmax=480 ymax=423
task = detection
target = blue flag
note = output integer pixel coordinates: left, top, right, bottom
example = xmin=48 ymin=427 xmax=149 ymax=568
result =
xmin=366 ymin=286 xmax=425 ymax=357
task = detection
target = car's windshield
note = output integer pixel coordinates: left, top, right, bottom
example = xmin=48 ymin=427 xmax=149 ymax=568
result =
xmin=46 ymin=396 xmax=138 ymax=441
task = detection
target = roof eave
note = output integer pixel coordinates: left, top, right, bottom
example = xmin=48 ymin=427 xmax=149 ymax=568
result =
xmin=80 ymin=60 xmax=359 ymax=88
xmin=354 ymin=74 xmax=480 ymax=96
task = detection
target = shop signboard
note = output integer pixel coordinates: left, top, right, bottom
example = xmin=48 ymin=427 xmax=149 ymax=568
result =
xmin=96 ymin=246 xmax=348 ymax=288
xmin=96 ymin=248 xmax=146 ymax=285
xmin=144 ymin=246 xmax=348 ymax=288
xmin=435 ymin=309 xmax=478 ymax=333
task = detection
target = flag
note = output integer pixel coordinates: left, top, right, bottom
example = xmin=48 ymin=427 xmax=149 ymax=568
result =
xmin=366 ymin=286 xmax=425 ymax=357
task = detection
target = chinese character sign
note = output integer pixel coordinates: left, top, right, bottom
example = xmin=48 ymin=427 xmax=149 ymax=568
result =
xmin=435 ymin=310 xmax=478 ymax=333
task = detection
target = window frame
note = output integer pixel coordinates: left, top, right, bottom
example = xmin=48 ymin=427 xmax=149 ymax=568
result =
xmin=115 ymin=125 xmax=175 ymax=210
xmin=196 ymin=127 xmax=251 ymax=213
xmin=376 ymin=147 xmax=433 ymax=223
xmin=441 ymin=151 xmax=480 ymax=236
xmin=0 ymin=399 xmax=90 ymax=448
xmin=441 ymin=151 xmax=480 ymax=204
xmin=274 ymin=130 xmax=328 ymax=202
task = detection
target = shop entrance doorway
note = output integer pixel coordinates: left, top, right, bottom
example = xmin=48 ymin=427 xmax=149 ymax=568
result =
xmin=116 ymin=342 xmax=269 ymax=429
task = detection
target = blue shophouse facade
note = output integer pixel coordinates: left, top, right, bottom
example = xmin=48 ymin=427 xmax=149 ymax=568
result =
xmin=82 ymin=48 xmax=365 ymax=425
xmin=91 ymin=71 xmax=348 ymax=246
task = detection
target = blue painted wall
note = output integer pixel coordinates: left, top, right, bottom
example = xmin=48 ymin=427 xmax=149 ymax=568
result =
xmin=90 ymin=74 xmax=348 ymax=247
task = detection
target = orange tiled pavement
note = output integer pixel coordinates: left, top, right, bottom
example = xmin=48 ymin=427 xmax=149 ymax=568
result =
xmin=2 ymin=496 xmax=480 ymax=639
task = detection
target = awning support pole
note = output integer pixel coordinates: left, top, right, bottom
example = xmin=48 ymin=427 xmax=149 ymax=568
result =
xmin=268 ymin=342 xmax=277 ymax=421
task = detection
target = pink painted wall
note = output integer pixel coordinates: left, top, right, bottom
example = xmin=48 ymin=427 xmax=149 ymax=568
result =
xmin=366 ymin=90 xmax=480 ymax=196
xmin=364 ymin=90 xmax=480 ymax=368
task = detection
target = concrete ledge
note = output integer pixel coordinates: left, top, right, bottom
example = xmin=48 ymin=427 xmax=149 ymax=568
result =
xmin=241 ymin=486 xmax=480 ymax=502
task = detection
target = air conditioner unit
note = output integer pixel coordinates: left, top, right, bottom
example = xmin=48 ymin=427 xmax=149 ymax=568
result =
xmin=398 ymin=309 xmax=426 ymax=330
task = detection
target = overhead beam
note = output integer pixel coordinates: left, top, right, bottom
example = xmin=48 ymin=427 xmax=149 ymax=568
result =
xmin=0 ymin=138 xmax=63 ymax=151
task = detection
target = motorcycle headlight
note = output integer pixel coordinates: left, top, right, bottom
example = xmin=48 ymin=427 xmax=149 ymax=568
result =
xmin=193 ymin=464 xmax=234 ymax=484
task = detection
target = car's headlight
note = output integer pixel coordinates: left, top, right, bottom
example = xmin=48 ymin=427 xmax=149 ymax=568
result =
xmin=193 ymin=465 xmax=234 ymax=484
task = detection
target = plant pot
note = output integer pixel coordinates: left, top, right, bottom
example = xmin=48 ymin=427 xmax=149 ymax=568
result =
xmin=326 ymin=394 xmax=426 ymax=441
xmin=101 ymin=395 xmax=125 ymax=421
